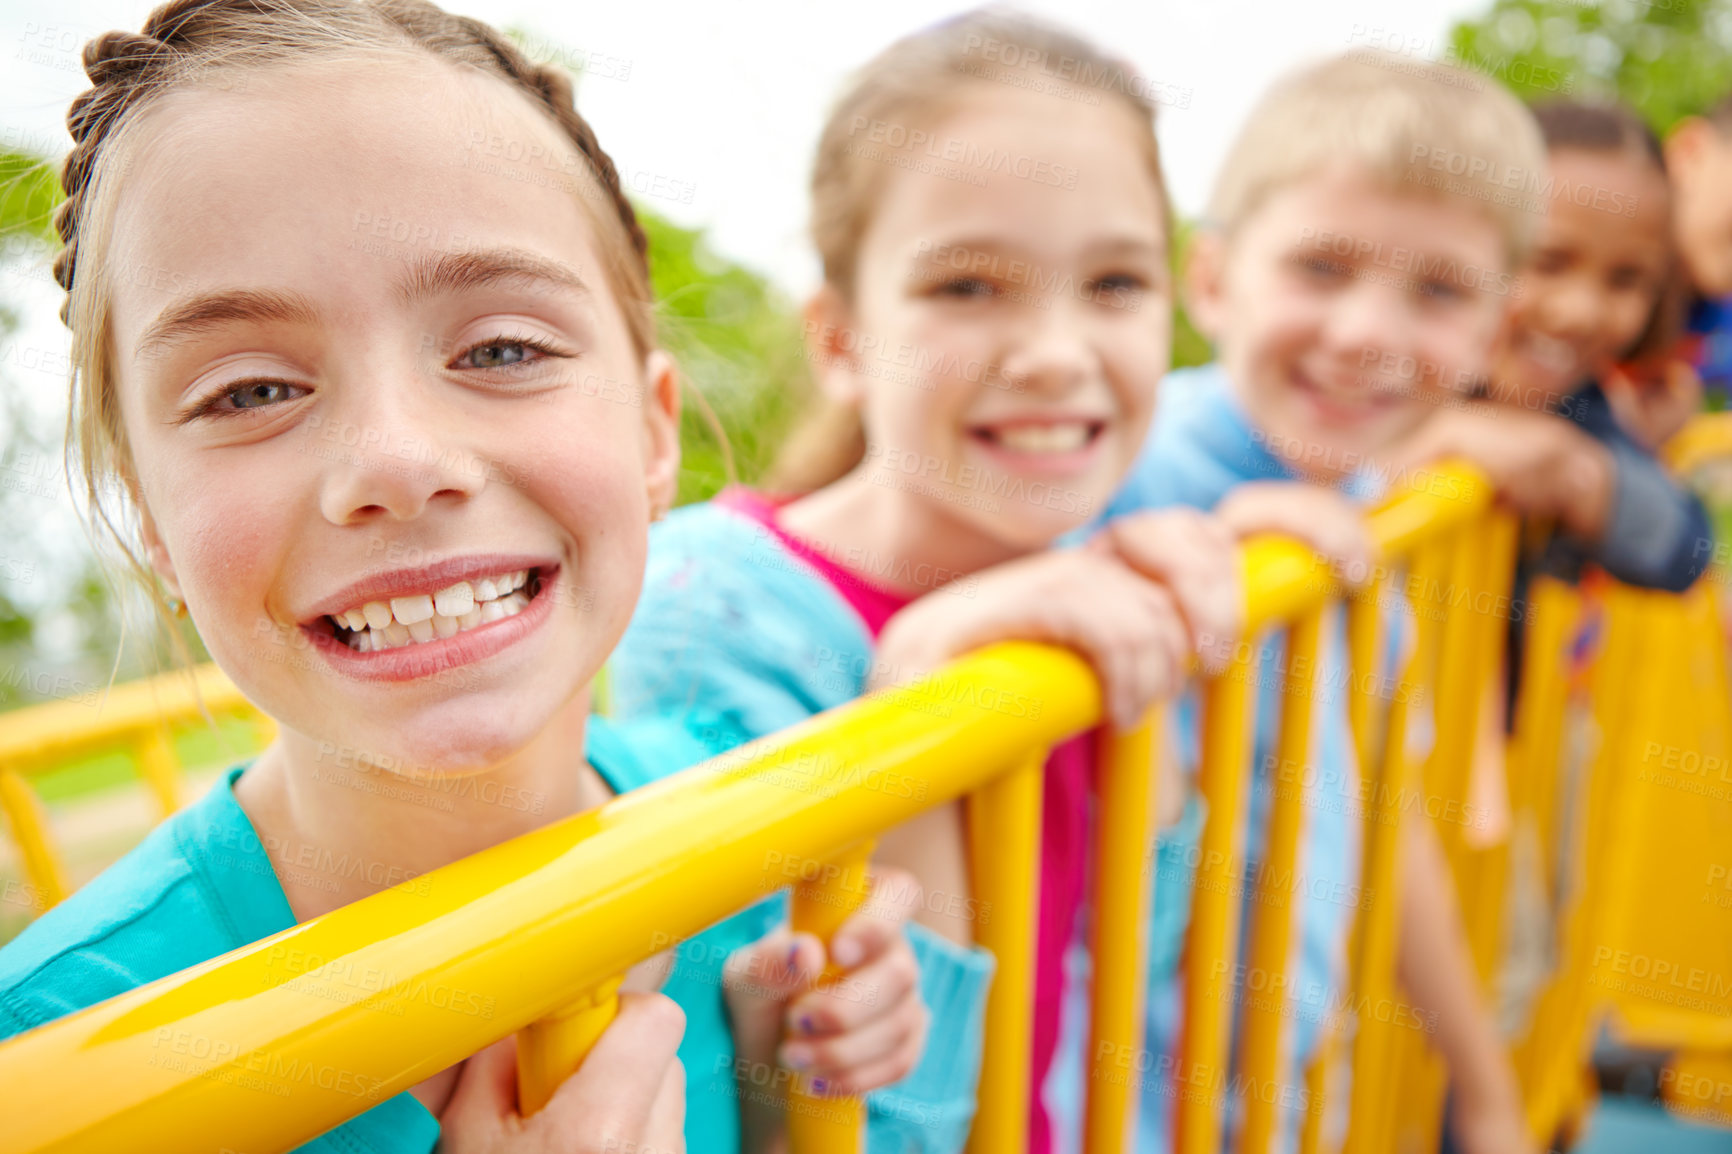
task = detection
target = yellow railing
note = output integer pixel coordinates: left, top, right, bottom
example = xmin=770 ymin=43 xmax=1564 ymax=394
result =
xmin=0 ymin=446 xmax=1728 ymax=1151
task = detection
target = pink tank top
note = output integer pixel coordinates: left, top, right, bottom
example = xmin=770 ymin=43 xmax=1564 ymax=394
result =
xmin=717 ymin=487 xmax=1092 ymax=1154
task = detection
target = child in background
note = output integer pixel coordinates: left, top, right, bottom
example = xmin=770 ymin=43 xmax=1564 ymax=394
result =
xmin=0 ymin=2 xmax=930 ymax=1152
xmin=609 ymin=12 xmax=1286 ymax=1152
xmin=1664 ymin=95 xmax=1732 ymax=410
xmin=1091 ymin=52 xmax=1547 ymax=1153
xmin=1397 ymin=99 xmax=1712 ymax=594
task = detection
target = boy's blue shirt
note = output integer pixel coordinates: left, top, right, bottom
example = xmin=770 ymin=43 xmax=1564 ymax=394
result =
xmin=0 ymin=717 xmax=984 ymax=1154
xmin=1058 ymin=362 xmax=1364 ymax=1154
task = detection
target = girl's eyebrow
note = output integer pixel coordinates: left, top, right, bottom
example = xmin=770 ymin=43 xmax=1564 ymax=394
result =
xmin=397 ymin=247 xmax=592 ymax=306
xmin=135 ymin=248 xmax=589 ymax=358
xmin=138 ymin=288 xmax=318 ymax=359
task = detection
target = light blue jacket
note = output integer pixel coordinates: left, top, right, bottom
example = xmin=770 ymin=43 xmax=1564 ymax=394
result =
xmin=1047 ymin=363 xmax=1364 ymax=1154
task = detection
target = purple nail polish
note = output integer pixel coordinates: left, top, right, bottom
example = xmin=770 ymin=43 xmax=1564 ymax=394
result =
xmin=810 ymin=1077 xmax=828 ymax=1096
xmin=798 ymin=1014 xmax=815 ymax=1036
xmin=786 ymin=943 xmax=800 ymax=970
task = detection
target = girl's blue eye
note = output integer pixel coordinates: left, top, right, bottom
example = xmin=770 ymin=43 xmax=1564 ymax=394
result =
xmin=230 ymin=382 xmax=301 ymax=408
xmin=185 ymin=379 xmax=310 ymax=421
xmin=461 ymin=340 xmax=533 ymax=369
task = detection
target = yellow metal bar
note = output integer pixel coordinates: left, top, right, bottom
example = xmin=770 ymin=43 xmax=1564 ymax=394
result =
xmin=1662 ymin=410 xmax=1732 ymax=475
xmin=0 ymin=663 xmax=253 ymax=778
xmin=134 ymin=726 xmax=182 ymax=820
xmin=1236 ymin=608 xmax=1322 ymax=1154
xmin=787 ymin=840 xmax=875 ymax=1152
xmin=0 ymin=768 xmax=68 ymax=910
xmin=0 ymin=642 xmax=1098 ymax=1154
xmin=1426 ymin=526 xmax=1488 ymax=867
xmin=1085 ymin=711 xmax=1160 ymax=1154
xmin=1175 ymin=648 xmax=1256 ymax=1154
xmin=1297 ymin=1028 xmax=1339 ymax=1154
xmin=1346 ymin=579 xmax=1385 ymax=786
xmin=967 ymin=748 xmax=1045 ymax=1154
xmin=1343 ymin=539 xmax=1443 ymax=1154
xmin=516 ymin=976 xmax=624 ymax=1114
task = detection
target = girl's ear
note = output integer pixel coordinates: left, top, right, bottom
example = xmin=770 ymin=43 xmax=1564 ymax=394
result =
xmin=641 ymin=350 xmax=682 ymax=520
xmin=1183 ymin=229 xmax=1229 ymax=343
xmin=137 ymin=501 xmax=184 ymax=603
xmin=803 ymin=285 xmax=867 ymax=406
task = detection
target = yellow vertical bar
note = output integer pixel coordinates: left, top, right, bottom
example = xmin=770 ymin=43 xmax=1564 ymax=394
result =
xmin=135 ymin=726 xmax=181 ymax=820
xmin=1427 ymin=527 xmax=1488 ymax=869
xmin=1343 ymin=541 xmax=1442 ymax=1154
xmin=1346 ymin=579 xmax=1384 ymax=783
xmin=1085 ymin=711 xmax=1161 ymax=1154
xmin=1297 ymin=1030 xmax=1339 ymax=1154
xmin=967 ymin=749 xmax=1045 ymax=1154
xmin=1176 ymin=649 xmax=1255 ymax=1154
xmin=0 ymin=767 xmax=68 ymax=911
xmin=1294 ymin=577 xmax=1387 ymax=1153
xmin=787 ymin=841 xmax=875 ymax=1152
xmin=516 ymin=976 xmax=624 ymax=1114
xmin=1237 ymin=608 xmax=1322 ymax=1154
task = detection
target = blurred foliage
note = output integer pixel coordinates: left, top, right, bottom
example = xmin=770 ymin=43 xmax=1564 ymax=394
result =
xmin=1449 ymin=0 xmax=1732 ymax=130
xmin=640 ymin=210 xmax=809 ymax=505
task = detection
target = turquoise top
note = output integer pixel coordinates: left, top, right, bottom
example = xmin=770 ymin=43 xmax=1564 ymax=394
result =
xmin=0 ymin=715 xmax=992 ymax=1154
xmin=0 ymin=760 xmax=441 ymax=1153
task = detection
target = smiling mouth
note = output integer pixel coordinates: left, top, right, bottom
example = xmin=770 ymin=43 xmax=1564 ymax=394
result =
xmin=323 ymin=568 xmax=545 ymax=652
xmin=968 ymin=420 xmax=1107 ymax=454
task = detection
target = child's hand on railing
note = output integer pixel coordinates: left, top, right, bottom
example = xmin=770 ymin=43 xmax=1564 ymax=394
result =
xmin=438 ymin=992 xmax=687 ymax=1152
xmin=721 ymin=869 xmax=930 ymax=1143
xmin=1086 ymin=507 xmax=1245 ymax=676
xmin=1387 ymin=406 xmax=1615 ymax=541
xmin=875 ymin=551 xmax=1201 ymax=729
xmin=1212 ymin=482 xmax=1378 ymax=589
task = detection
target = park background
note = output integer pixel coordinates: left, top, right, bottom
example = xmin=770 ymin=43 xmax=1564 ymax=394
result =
xmin=1 ymin=1 xmax=1732 ymax=1148
xmin=2 ymin=0 xmax=1728 ymax=709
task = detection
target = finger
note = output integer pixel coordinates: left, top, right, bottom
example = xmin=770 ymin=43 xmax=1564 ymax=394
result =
xmin=724 ymin=929 xmax=827 ymax=1003
xmin=439 ymin=1036 xmax=517 ymax=1131
xmin=813 ymin=1024 xmax=930 ymax=1098
xmin=644 ymin=1052 xmax=688 ymax=1151
xmin=780 ymin=989 xmax=928 ymax=1086
xmin=623 ymin=947 xmax=675 ymax=994
xmin=786 ymin=943 xmax=919 ymax=1036
xmin=830 ymin=868 xmax=920 ymax=969
xmin=543 ymin=992 xmax=686 ymax=1130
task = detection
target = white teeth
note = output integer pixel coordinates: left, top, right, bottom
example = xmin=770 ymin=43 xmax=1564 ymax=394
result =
xmin=331 ymin=569 xmax=538 ymax=652
xmin=433 ymin=582 xmax=475 ymax=617
xmin=991 ymin=423 xmax=1091 ymax=454
xmin=391 ymin=594 xmax=435 ymax=626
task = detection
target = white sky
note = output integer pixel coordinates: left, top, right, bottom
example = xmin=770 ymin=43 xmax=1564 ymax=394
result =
xmin=0 ymin=0 xmax=1490 ymax=614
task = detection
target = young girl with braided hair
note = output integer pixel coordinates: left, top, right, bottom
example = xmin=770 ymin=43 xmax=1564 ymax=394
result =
xmin=0 ymin=2 xmax=936 ymax=1151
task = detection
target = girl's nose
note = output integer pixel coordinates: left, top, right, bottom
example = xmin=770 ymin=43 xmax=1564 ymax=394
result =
xmin=314 ymin=385 xmax=487 ymax=526
xmin=997 ymin=299 xmax=1099 ymax=397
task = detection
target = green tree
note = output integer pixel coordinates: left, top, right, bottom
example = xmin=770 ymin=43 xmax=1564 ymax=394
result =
xmin=1450 ymin=0 xmax=1732 ymax=130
